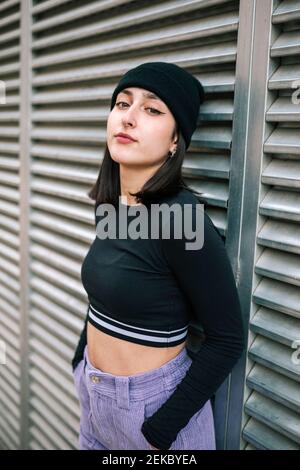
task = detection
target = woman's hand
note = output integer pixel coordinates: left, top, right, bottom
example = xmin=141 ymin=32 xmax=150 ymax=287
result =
xmin=146 ymin=440 xmax=160 ymax=450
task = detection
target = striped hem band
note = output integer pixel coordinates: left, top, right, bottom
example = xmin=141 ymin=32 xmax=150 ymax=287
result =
xmin=87 ymin=303 xmax=189 ymax=347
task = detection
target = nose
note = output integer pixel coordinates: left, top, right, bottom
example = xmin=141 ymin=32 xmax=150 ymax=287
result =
xmin=121 ymin=102 xmax=139 ymax=127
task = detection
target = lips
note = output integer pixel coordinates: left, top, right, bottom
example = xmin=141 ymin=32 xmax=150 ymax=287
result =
xmin=115 ymin=133 xmax=137 ymax=142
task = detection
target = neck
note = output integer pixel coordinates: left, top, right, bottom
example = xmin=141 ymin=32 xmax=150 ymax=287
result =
xmin=119 ymin=163 xmax=159 ymax=205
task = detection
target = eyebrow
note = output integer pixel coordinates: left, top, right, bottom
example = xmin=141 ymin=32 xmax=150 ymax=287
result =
xmin=117 ymin=88 xmax=161 ymax=101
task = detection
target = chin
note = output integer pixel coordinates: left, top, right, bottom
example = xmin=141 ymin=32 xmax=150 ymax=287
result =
xmin=113 ymin=153 xmax=144 ymax=165
xmin=120 ymin=159 xmax=145 ymax=167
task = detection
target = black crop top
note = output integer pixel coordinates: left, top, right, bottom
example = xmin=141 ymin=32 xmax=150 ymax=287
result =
xmin=72 ymin=187 xmax=246 ymax=450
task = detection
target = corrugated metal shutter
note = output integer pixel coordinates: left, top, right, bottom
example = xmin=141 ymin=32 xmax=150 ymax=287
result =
xmin=0 ymin=0 xmax=22 ymax=450
xmin=242 ymin=0 xmax=300 ymax=450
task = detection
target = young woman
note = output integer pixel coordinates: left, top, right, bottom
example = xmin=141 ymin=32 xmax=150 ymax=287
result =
xmin=71 ymin=62 xmax=245 ymax=451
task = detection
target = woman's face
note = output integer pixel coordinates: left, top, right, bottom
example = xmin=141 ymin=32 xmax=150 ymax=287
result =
xmin=107 ymin=87 xmax=178 ymax=167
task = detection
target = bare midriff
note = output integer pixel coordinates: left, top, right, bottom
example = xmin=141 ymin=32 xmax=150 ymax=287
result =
xmin=87 ymin=322 xmax=187 ymax=376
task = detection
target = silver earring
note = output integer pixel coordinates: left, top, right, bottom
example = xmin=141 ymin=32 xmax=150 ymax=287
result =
xmin=170 ymin=148 xmax=176 ymax=158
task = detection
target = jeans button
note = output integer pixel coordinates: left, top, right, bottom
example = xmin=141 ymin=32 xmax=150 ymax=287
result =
xmin=91 ymin=374 xmax=101 ymax=383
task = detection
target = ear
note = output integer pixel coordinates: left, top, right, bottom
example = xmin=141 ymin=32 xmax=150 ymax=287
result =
xmin=173 ymin=127 xmax=179 ymax=145
xmin=173 ymin=122 xmax=179 ymax=144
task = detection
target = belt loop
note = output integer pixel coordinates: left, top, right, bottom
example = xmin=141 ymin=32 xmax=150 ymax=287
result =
xmin=115 ymin=377 xmax=130 ymax=409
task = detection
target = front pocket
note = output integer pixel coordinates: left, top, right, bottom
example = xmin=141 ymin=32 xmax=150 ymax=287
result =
xmin=143 ymin=391 xmax=185 ymax=450
xmin=89 ymin=390 xmax=117 ymax=448
xmin=142 ymin=392 xmax=170 ymax=450
xmin=79 ymin=414 xmax=98 ymax=450
xmin=143 ymin=392 xmax=170 ymax=421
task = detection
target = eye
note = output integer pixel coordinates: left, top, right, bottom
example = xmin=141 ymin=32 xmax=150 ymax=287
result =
xmin=115 ymin=101 xmax=162 ymax=115
xmin=116 ymin=101 xmax=128 ymax=109
xmin=146 ymin=107 xmax=162 ymax=115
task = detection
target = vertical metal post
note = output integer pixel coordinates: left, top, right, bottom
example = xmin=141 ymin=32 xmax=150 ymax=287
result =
xmin=213 ymin=0 xmax=274 ymax=449
xmin=19 ymin=0 xmax=32 ymax=450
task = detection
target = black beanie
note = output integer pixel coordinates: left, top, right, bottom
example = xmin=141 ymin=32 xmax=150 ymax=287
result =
xmin=109 ymin=62 xmax=205 ymax=150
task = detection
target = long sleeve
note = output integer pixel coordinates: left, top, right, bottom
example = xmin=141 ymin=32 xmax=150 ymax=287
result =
xmin=71 ymin=303 xmax=89 ymax=372
xmin=141 ymin=207 xmax=246 ymax=449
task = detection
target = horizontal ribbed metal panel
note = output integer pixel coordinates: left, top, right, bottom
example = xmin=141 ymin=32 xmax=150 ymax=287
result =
xmin=0 ymin=0 xmax=21 ymax=451
xmin=242 ymin=0 xmax=300 ymax=450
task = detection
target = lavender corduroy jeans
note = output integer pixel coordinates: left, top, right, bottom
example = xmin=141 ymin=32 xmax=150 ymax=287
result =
xmin=72 ymin=344 xmax=216 ymax=450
